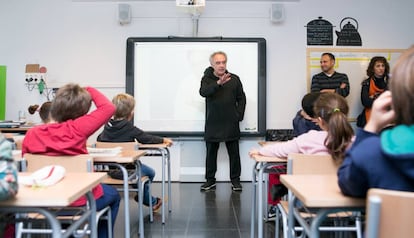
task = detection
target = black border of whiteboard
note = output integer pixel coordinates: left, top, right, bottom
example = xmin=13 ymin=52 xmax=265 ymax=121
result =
xmin=126 ymin=37 xmax=266 ymax=137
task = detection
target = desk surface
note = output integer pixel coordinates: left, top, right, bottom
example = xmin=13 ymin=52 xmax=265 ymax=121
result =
xmin=280 ymin=174 xmax=365 ymax=208
xmin=0 ymin=126 xmax=32 ymax=133
xmin=91 ymin=150 xmax=147 ymax=163
xmin=138 ymin=143 xmax=169 ymax=148
xmin=0 ymin=172 xmax=107 ymax=207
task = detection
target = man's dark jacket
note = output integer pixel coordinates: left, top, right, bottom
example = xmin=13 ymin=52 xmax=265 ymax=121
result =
xmin=199 ymin=66 xmax=246 ymax=142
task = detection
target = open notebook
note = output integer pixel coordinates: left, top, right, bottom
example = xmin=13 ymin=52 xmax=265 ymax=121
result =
xmin=86 ymin=146 xmax=122 ymax=157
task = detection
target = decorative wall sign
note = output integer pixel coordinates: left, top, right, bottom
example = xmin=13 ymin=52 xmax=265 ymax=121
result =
xmin=336 ymin=17 xmax=362 ymax=46
xmin=306 ymin=17 xmax=334 ymax=46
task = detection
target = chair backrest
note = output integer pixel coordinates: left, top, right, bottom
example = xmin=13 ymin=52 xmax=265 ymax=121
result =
xmin=365 ymin=188 xmax=414 ymax=238
xmin=95 ymin=141 xmax=138 ymax=150
xmin=287 ymin=153 xmax=337 ymax=175
xmin=23 ymin=153 xmax=93 ymax=172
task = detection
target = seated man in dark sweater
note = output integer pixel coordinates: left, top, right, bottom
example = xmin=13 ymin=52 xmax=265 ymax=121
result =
xmin=97 ymin=93 xmax=173 ymax=211
xmin=311 ymin=52 xmax=350 ymax=98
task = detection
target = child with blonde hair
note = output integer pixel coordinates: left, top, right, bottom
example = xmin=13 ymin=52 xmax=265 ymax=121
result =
xmin=98 ymin=93 xmax=172 ymax=211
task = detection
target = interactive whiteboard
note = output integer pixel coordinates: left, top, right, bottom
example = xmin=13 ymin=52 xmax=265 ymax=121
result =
xmin=307 ymin=48 xmax=404 ymax=120
xmin=126 ymin=37 xmax=266 ymax=137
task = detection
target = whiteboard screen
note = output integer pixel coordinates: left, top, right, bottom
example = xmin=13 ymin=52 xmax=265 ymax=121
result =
xmin=126 ymin=37 xmax=266 ymax=137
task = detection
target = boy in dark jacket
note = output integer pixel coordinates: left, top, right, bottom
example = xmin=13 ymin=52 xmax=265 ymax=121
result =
xmin=98 ymin=93 xmax=172 ymax=211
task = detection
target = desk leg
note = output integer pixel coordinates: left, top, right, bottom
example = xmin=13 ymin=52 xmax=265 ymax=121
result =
xmin=309 ymin=208 xmax=349 ymax=238
xmin=258 ymin=162 xmax=266 ymax=238
xmin=118 ymin=164 xmax=130 ymax=238
xmin=136 ymin=160 xmax=144 ymax=238
xmin=86 ymin=191 xmax=98 ymax=238
xmin=287 ymin=193 xmax=295 ymax=238
xmin=16 ymin=208 xmax=63 ymax=237
xmin=0 ymin=205 xmax=95 ymax=238
xmin=103 ymin=163 xmax=130 ymax=238
xmin=161 ymin=149 xmax=166 ymax=224
xmin=250 ymin=162 xmax=258 ymax=238
xmin=166 ymin=148 xmax=172 ymax=213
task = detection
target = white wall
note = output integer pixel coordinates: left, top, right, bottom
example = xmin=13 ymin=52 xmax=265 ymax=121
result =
xmin=1 ymin=0 xmax=414 ymax=181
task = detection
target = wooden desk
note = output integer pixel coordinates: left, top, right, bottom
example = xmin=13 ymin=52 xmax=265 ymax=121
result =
xmin=0 ymin=126 xmax=32 ymax=134
xmin=0 ymin=172 xmax=107 ymax=238
xmin=280 ymin=175 xmax=365 ymax=238
xmin=138 ymin=143 xmax=171 ymax=224
xmin=250 ymin=154 xmax=287 ymax=238
xmin=92 ymin=150 xmax=146 ymax=238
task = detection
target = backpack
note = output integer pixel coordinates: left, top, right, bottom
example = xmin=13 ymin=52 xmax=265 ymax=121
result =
xmin=0 ymin=135 xmax=18 ymax=201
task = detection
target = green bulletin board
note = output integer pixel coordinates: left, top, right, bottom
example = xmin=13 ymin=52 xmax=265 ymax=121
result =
xmin=0 ymin=66 xmax=5 ymax=120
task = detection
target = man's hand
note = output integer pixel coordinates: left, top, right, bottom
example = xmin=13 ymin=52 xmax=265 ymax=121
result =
xmin=364 ymin=91 xmax=395 ymax=134
xmin=217 ymin=73 xmax=232 ymax=85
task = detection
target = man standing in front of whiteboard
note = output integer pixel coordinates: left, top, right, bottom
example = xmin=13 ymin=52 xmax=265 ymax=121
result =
xmin=199 ymin=51 xmax=246 ymax=192
xmin=311 ymin=52 xmax=350 ymax=97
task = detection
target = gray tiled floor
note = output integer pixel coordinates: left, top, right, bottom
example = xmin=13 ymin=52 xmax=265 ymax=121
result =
xmin=114 ymin=182 xmax=276 ymax=238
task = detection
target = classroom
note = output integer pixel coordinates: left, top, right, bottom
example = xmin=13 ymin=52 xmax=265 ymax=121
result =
xmin=1 ymin=0 xmax=414 ymax=237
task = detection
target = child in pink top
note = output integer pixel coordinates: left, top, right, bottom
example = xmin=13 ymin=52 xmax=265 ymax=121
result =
xmin=250 ymin=92 xmax=354 ymax=163
xmin=249 ymin=92 xmax=354 ymax=218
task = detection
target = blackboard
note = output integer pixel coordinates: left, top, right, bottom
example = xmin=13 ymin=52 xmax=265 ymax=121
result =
xmin=307 ymin=48 xmax=404 ymax=121
xmin=126 ymin=37 xmax=266 ymax=137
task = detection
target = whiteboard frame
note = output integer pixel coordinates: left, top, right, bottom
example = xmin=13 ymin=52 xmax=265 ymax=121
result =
xmin=126 ymin=37 xmax=267 ymax=137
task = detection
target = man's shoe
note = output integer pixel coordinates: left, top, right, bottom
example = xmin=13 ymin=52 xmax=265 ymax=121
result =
xmin=231 ymin=181 xmax=243 ymax=191
xmin=200 ymin=180 xmax=216 ymax=191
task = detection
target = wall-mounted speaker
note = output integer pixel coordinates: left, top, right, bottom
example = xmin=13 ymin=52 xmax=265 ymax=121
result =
xmin=118 ymin=4 xmax=131 ymax=25
xmin=270 ymin=3 xmax=285 ymax=23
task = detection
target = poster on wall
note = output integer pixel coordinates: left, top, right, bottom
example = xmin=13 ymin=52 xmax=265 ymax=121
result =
xmin=306 ymin=17 xmax=334 ymax=46
xmin=335 ymin=17 xmax=362 ymax=46
xmin=306 ymin=16 xmax=363 ymax=46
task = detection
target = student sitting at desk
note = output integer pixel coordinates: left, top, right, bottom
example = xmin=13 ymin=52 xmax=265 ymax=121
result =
xmin=338 ymin=46 xmax=414 ymax=198
xmin=28 ymin=101 xmax=52 ymax=124
xmin=292 ymin=92 xmax=322 ymax=137
xmin=249 ymin=92 xmax=354 ymax=164
xmin=263 ymin=92 xmax=323 ymax=219
xmin=22 ymin=84 xmax=121 ymax=238
xmin=97 ymin=93 xmax=173 ymax=212
xmin=250 ymin=93 xmax=354 ymax=218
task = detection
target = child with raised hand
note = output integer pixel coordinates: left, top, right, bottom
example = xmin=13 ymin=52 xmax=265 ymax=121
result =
xmin=22 ymin=84 xmax=120 ymax=238
xmin=97 ymin=93 xmax=173 ymax=211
